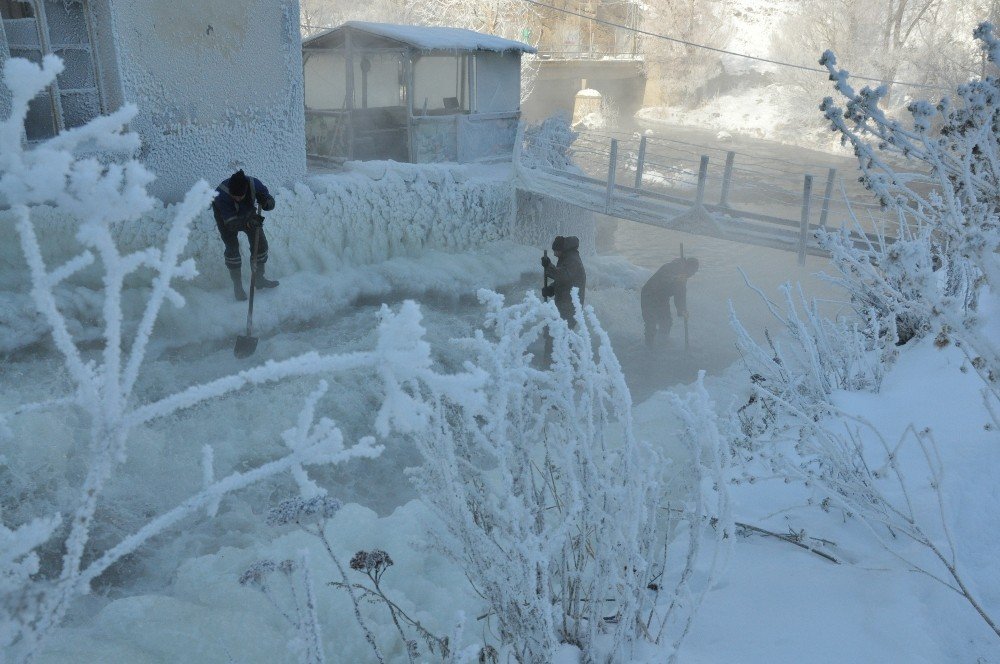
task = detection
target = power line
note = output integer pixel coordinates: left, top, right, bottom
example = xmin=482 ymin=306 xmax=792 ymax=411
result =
xmin=518 ymin=0 xmax=950 ymax=91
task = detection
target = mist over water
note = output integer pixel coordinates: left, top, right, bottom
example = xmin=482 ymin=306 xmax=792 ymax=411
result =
xmin=590 ymin=217 xmax=847 ymax=403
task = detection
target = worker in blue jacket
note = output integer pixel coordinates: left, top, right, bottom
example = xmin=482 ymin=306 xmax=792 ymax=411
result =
xmin=211 ymin=169 xmax=278 ymax=301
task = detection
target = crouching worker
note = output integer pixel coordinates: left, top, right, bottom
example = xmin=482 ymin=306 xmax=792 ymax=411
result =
xmin=640 ymin=256 xmax=698 ymax=347
xmin=541 ymin=235 xmax=587 ymax=360
xmin=212 ymin=169 xmax=278 ymax=301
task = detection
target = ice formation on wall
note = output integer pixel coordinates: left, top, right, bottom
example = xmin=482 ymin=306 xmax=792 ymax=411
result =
xmin=0 ymin=160 xmax=520 ymax=352
xmin=102 ymin=0 xmax=306 ymax=202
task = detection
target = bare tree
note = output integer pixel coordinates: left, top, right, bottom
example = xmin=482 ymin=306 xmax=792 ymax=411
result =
xmin=299 ymin=0 xmax=411 ymax=38
xmin=769 ymin=0 xmax=991 ymax=102
xmin=640 ymin=0 xmax=734 ymax=107
xmin=408 ymin=0 xmax=539 ymax=103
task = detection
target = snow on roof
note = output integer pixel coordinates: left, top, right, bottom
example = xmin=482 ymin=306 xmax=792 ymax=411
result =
xmin=306 ymin=22 xmax=536 ymax=54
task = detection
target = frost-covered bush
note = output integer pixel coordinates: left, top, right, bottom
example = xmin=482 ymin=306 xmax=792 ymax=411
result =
xmin=0 ymin=56 xmax=478 ymax=662
xmin=730 ymin=279 xmax=887 ymax=440
xmin=519 ymin=115 xmax=579 ymax=171
xmin=727 ymin=28 xmax=1000 ymax=641
xmin=399 ymin=290 xmax=723 ymax=663
xmin=818 ymin=24 xmax=1000 ymax=395
xmin=253 ymin=494 xmax=454 ymax=663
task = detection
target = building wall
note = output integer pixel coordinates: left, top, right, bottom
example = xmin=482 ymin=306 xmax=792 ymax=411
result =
xmin=106 ymin=0 xmax=306 ymax=202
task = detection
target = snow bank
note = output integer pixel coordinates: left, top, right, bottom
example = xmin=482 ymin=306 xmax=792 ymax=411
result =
xmin=636 ymin=85 xmax=850 ymax=154
xmin=677 ymin=312 xmax=1000 ymax=660
xmin=38 ymin=325 xmax=999 ymax=663
xmin=36 ymin=501 xmax=476 ymax=663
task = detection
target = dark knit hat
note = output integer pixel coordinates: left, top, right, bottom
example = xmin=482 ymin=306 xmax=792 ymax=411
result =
xmin=685 ymin=257 xmax=700 ymax=274
xmin=229 ymin=170 xmax=249 ymax=197
xmin=552 ymin=236 xmax=566 ymax=252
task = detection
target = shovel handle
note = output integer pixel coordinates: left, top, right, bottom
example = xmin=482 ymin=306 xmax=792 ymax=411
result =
xmin=543 ymin=249 xmax=549 ymax=301
xmin=245 ymin=209 xmax=262 ymax=336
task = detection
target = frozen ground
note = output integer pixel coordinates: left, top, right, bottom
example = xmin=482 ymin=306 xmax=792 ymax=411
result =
xmin=6 ymin=132 xmax=997 ymax=663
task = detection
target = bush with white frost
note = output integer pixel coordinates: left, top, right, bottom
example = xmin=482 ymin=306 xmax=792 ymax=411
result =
xmin=818 ymin=24 xmax=999 ymax=390
xmin=0 ymin=56 xmax=479 ymax=662
xmin=731 ymin=24 xmax=1000 ymax=641
xmin=398 ymin=290 xmax=728 ymax=663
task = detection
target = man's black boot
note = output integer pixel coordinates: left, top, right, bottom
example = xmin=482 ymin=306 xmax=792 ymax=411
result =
xmin=229 ymin=268 xmax=247 ymax=301
xmin=256 ymin=262 xmax=279 ymax=289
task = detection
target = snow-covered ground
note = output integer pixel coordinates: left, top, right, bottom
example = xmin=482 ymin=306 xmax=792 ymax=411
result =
xmin=23 ymin=265 xmax=1000 ymax=663
xmin=9 ymin=162 xmax=996 ymax=660
xmin=5 ymin=48 xmax=999 ymax=664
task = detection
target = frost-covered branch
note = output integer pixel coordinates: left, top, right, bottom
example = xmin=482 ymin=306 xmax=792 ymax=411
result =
xmin=819 ymin=26 xmax=1000 ymax=398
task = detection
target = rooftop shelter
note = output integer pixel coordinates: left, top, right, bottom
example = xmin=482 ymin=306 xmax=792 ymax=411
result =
xmin=302 ymin=21 xmax=535 ymax=164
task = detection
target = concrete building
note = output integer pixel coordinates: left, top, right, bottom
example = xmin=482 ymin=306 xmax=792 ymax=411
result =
xmin=0 ymin=0 xmax=306 ymax=202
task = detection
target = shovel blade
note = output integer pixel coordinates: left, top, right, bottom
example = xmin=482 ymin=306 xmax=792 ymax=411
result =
xmin=234 ymin=334 xmax=258 ymax=359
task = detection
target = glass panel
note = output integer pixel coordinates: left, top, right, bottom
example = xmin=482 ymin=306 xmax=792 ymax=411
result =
xmin=3 ymin=17 xmax=41 ymax=46
xmin=0 ymin=0 xmax=34 ymax=20
xmin=412 ymin=118 xmax=457 ymax=162
xmin=306 ymin=111 xmax=349 ymax=159
xmin=42 ymin=0 xmax=88 ymax=45
xmin=24 ymin=91 xmax=56 ymax=139
xmin=304 ymin=50 xmax=348 ymax=111
xmin=412 ymin=56 xmax=462 ymax=114
xmin=54 ymin=46 xmax=95 ymax=89
xmin=353 ymin=52 xmax=403 ymax=109
xmin=60 ymin=89 xmax=98 ymax=127
xmin=474 ymin=52 xmax=520 ymax=113
xmin=9 ymin=45 xmax=41 ymax=62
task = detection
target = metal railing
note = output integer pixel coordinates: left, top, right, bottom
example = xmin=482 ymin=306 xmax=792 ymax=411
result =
xmin=519 ymin=127 xmax=905 ymax=264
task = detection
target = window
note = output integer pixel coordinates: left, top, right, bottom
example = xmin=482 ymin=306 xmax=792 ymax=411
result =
xmin=1 ymin=0 xmax=103 ymax=140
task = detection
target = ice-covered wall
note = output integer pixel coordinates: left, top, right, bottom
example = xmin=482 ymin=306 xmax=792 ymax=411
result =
xmin=106 ymin=0 xmax=306 ymax=202
xmin=0 ymin=161 xmax=518 ymax=352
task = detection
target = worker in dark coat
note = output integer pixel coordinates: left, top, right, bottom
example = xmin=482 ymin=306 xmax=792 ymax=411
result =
xmin=541 ymin=235 xmax=587 ymax=362
xmin=212 ymin=169 xmax=278 ymax=301
xmin=640 ymin=257 xmax=698 ymax=347
xmin=541 ymin=235 xmax=587 ymax=326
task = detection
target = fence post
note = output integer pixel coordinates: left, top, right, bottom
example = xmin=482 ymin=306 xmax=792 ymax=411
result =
xmin=719 ymin=151 xmax=735 ymax=207
xmin=695 ymin=155 xmax=709 ymax=207
xmin=605 ymin=138 xmax=618 ymax=214
xmin=634 ymin=134 xmax=647 ymax=189
xmin=819 ymin=167 xmax=836 ymax=229
xmin=799 ymin=174 xmax=813 ymax=266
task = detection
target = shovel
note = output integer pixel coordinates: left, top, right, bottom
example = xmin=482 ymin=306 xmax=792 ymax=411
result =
xmin=234 ymin=214 xmax=263 ymax=359
xmin=680 ymin=242 xmax=689 ymax=352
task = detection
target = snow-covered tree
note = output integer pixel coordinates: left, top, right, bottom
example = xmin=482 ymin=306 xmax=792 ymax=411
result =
xmin=640 ymin=0 xmax=734 ymax=106
xmin=300 ymin=0 xmax=409 ymax=38
xmin=771 ymin=0 xmax=985 ymax=101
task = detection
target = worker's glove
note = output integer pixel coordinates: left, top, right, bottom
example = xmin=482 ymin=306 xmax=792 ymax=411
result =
xmin=541 ymin=255 xmax=552 ymax=268
xmin=248 ymin=213 xmax=265 ymax=230
xmin=261 ymin=195 xmax=275 ymax=212
xmin=541 ymin=285 xmax=555 ymax=298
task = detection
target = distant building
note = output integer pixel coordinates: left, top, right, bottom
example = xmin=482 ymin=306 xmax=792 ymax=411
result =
xmin=0 ymin=0 xmax=306 ymax=202
xmin=302 ymin=22 xmax=535 ymax=164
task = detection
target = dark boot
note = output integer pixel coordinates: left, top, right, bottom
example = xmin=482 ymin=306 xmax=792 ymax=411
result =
xmin=255 ymin=262 xmax=279 ymax=289
xmin=229 ymin=268 xmax=247 ymax=301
